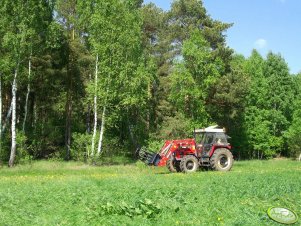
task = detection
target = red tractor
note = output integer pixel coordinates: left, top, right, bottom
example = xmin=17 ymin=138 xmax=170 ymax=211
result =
xmin=137 ymin=126 xmax=233 ymax=173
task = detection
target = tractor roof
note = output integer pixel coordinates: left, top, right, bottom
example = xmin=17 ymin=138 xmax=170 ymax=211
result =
xmin=195 ymin=125 xmax=225 ymax=133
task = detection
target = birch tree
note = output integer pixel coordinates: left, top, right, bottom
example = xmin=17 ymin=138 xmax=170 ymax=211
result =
xmin=9 ymin=67 xmax=18 ymax=167
xmin=22 ymin=52 xmax=32 ymax=133
xmin=97 ymin=106 xmax=106 ymax=155
xmin=90 ymin=54 xmax=99 ymax=157
xmin=1 ymin=0 xmax=29 ymax=167
xmin=0 ymin=0 xmax=54 ymax=166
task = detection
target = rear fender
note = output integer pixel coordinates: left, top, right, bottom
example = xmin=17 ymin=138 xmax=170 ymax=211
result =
xmin=209 ymin=145 xmax=231 ymax=157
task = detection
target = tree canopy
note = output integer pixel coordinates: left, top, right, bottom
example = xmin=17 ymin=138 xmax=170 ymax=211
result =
xmin=0 ymin=0 xmax=299 ymax=166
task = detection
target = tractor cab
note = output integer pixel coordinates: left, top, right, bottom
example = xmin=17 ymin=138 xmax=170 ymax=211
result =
xmin=194 ymin=126 xmax=230 ymax=157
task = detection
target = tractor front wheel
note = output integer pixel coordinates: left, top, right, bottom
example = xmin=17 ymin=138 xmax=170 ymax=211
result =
xmin=180 ymin=155 xmax=199 ymax=173
xmin=167 ymin=157 xmax=181 ymax=172
xmin=210 ymin=148 xmax=233 ymax=171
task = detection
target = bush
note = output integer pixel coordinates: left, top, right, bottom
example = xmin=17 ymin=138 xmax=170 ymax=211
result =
xmin=15 ymin=131 xmax=33 ymax=164
xmin=71 ymin=132 xmax=92 ymax=161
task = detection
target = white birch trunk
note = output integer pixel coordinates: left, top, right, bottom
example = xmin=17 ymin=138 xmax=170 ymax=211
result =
xmin=298 ymin=153 xmax=301 ymax=161
xmin=2 ymin=101 xmax=12 ymax=134
xmin=22 ymin=54 xmax=31 ymax=133
xmin=90 ymin=54 xmax=98 ymax=157
xmin=86 ymin=74 xmax=92 ymax=134
xmin=97 ymin=106 xmax=106 ymax=155
xmin=33 ymin=100 xmax=37 ymax=128
xmin=9 ymin=69 xmax=18 ymax=167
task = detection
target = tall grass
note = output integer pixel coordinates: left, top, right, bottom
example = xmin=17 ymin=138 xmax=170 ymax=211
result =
xmin=0 ymin=159 xmax=300 ymax=225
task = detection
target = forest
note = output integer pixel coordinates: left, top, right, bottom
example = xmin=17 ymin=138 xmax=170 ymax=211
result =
xmin=0 ymin=0 xmax=300 ymax=167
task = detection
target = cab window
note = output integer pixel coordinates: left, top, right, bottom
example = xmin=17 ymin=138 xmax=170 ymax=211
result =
xmin=214 ymin=133 xmax=227 ymax=144
xmin=204 ymin=133 xmax=214 ymax=145
xmin=195 ymin=132 xmax=205 ymax=144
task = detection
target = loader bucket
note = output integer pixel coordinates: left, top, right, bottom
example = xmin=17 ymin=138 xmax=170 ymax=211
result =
xmin=135 ymin=147 xmax=161 ymax=166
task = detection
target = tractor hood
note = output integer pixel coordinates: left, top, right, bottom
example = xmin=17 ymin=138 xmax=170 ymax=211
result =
xmin=159 ymin=139 xmax=196 ymax=156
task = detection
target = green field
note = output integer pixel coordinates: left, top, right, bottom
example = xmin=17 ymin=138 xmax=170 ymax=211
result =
xmin=0 ymin=160 xmax=300 ymax=226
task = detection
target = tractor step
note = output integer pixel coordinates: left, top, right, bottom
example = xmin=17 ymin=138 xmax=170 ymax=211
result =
xmin=201 ymin=162 xmax=211 ymax=166
xmin=200 ymin=157 xmax=210 ymax=166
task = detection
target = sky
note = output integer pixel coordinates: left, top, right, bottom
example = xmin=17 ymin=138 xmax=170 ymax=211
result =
xmin=144 ymin=0 xmax=301 ymax=74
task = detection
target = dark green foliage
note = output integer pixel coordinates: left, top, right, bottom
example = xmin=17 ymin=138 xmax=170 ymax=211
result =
xmin=208 ymin=55 xmax=249 ymax=159
xmin=264 ymin=53 xmax=294 ymax=140
xmin=169 ymin=29 xmax=222 ymax=127
xmin=285 ymin=74 xmax=301 ymax=158
xmin=242 ymin=51 xmax=296 ymax=159
xmin=243 ymin=50 xmax=271 ymax=158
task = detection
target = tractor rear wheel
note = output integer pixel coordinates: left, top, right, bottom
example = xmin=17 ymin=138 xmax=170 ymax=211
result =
xmin=167 ymin=157 xmax=181 ymax=172
xmin=210 ymin=148 xmax=233 ymax=171
xmin=180 ymin=155 xmax=199 ymax=173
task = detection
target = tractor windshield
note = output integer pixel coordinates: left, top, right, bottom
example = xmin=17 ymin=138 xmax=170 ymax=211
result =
xmin=195 ymin=132 xmax=206 ymax=144
xmin=195 ymin=132 xmax=227 ymax=145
